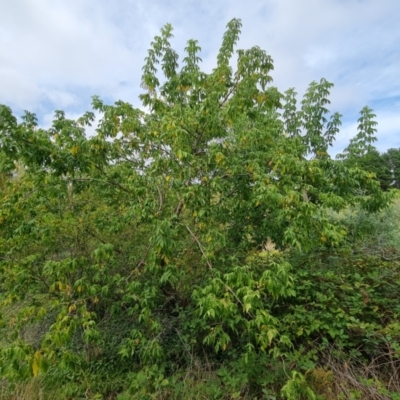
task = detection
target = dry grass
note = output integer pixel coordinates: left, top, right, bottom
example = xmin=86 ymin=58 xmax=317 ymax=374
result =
xmin=308 ymin=346 xmax=400 ymax=400
xmin=0 ymin=378 xmax=51 ymax=400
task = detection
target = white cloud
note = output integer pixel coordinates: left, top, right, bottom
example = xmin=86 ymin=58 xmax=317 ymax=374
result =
xmin=304 ymin=47 xmax=336 ymax=69
xmin=0 ymin=68 xmax=39 ymax=108
xmin=373 ymin=111 xmax=400 ymax=151
xmin=40 ymin=89 xmax=77 ymax=109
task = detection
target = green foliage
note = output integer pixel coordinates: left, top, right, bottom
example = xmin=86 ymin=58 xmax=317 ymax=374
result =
xmin=336 ymin=108 xmax=400 ymax=190
xmin=338 ymin=106 xmax=378 ymax=160
xmin=384 ymin=148 xmax=400 ymax=189
xmin=281 ymin=371 xmax=316 ymax=400
xmin=0 ymin=18 xmax=398 ymax=399
xmin=332 ymin=196 xmax=400 ymax=252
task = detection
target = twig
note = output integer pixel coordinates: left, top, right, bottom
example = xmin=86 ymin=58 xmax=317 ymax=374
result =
xmin=185 ymin=225 xmax=212 ymax=270
xmin=156 ymin=185 xmax=163 ymax=213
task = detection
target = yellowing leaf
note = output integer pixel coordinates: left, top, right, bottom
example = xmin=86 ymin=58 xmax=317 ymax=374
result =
xmin=215 ymin=153 xmax=224 ymax=164
xmin=32 ymin=351 xmax=42 ymax=377
xmin=244 ymin=303 xmax=252 ymax=313
xmin=70 ymin=146 xmax=80 ymax=155
xmin=32 ymin=360 xmax=40 ymax=377
xmin=68 ymin=304 xmax=77 ymax=313
xmin=267 ymin=329 xmax=277 ymax=343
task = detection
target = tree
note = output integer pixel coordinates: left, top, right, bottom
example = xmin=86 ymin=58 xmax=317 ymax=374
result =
xmin=0 ymin=18 xmax=393 ymax=397
xmin=384 ymin=148 xmax=400 ymax=189
xmin=336 ymin=107 xmax=400 ymax=191
xmin=356 ymin=148 xmax=392 ymax=190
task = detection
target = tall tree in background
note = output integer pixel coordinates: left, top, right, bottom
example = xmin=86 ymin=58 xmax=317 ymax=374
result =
xmin=357 ymin=148 xmax=392 ymax=190
xmin=384 ymin=148 xmax=400 ymax=189
xmin=336 ymin=107 xmax=400 ymax=191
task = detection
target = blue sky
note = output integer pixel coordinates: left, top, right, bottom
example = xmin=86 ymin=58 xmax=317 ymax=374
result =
xmin=1 ymin=0 xmax=399 ymax=154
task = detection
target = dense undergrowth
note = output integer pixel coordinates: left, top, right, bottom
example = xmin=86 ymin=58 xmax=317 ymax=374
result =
xmin=1 ymin=18 xmax=400 ymax=399
xmin=1 ymin=199 xmax=400 ymax=399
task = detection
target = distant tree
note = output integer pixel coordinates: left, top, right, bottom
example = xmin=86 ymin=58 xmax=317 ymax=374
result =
xmin=357 ymin=148 xmax=392 ymax=190
xmin=384 ymin=148 xmax=400 ymax=189
xmin=348 ymin=146 xmax=400 ymax=191
xmin=336 ymin=108 xmax=400 ymax=191
xmin=337 ymin=106 xmax=379 ymax=161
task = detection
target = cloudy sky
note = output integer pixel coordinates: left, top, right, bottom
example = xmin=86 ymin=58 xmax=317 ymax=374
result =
xmin=1 ymin=0 xmax=399 ymax=154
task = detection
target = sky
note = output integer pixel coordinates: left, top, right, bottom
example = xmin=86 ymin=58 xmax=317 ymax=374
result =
xmin=1 ymin=0 xmax=399 ymax=154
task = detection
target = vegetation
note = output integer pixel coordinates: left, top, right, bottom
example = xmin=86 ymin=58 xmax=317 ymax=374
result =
xmin=341 ymin=145 xmax=400 ymax=191
xmin=1 ymin=19 xmax=399 ymax=399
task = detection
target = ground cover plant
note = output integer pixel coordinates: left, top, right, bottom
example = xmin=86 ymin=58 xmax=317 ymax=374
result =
xmin=1 ymin=19 xmax=399 ymax=399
